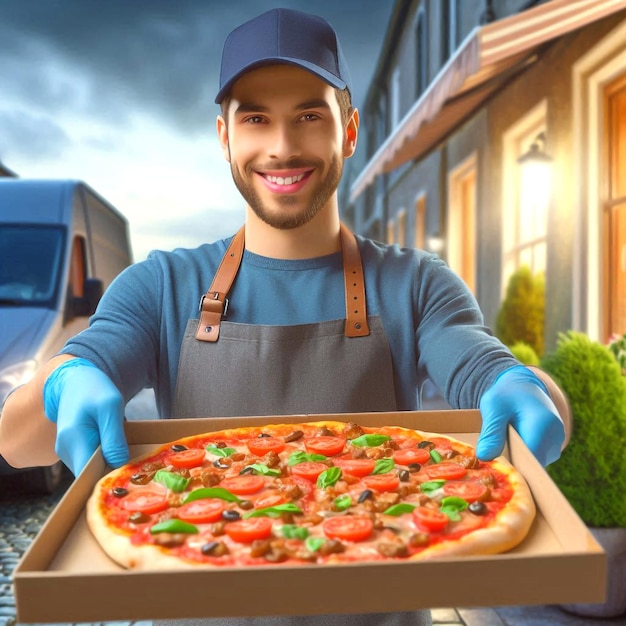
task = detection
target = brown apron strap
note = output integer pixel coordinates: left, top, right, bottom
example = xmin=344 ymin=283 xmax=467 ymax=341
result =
xmin=195 ymin=226 xmax=245 ymax=342
xmin=195 ymin=224 xmax=369 ymax=342
xmin=340 ymin=223 xmax=370 ymax=337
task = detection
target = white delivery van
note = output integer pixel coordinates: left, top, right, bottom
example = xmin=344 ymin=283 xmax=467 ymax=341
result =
xmin=0 ymin=179 xmax=133 ymax=491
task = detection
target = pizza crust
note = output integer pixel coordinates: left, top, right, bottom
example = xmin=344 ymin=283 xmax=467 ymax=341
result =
xmin=87 ymin=421 xmax=536 ymax=569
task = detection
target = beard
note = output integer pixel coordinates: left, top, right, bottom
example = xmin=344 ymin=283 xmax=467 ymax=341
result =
xmin=230 ymin=155 xmax=343 ymax=230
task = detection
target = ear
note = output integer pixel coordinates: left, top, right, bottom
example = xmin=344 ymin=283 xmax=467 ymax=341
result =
xmin=216 ymin=115 xmax=231 ymax=162
xmin=343 ymin=108 xmax=359 ymax=158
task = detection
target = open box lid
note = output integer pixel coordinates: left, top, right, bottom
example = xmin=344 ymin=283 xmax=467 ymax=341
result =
xmin=14 ymin=411 xmax=606 ymax=622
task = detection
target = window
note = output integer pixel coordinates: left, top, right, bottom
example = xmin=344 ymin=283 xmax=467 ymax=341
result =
xmin=415 ymin=195 xmax=426 ymax=249
xmin=415 ymin=7 xmax=428 ymax=98
xmin=391 ymin=67 xmax=401 ymax=129
xmin=442 ymin=0 xmax=460 ymax=59
xmin=387 ymin=218 xmax=396 ymax=244
xmin=397 ymin=209 xmax=407 ymax=247
xmin=448 ymin=156 xmax=477 ymax=293
xmin=501 ymin=103 xmax=549 ymax=290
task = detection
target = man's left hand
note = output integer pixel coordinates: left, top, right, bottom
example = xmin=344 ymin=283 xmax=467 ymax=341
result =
xmin=477 ymin=365 xmax=565 ymax=466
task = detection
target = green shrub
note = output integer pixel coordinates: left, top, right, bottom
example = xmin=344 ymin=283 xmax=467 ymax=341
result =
xmin=508 ymin=341 xmax=540 ymax=366
xmin=495 ymin=266 xmax=545 ymax=357
xmin=608 ymin=333 xmax=626 ymax=372
xmin=540 ymin=331 xmax=626 ymax=527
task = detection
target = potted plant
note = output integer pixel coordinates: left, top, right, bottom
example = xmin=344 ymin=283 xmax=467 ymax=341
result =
xmin=540 ymin=331 xmax=626 ymax=617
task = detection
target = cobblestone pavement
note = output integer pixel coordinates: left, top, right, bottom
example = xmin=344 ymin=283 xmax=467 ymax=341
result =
xmin=1 ymin=471 xmax=624 ymax=626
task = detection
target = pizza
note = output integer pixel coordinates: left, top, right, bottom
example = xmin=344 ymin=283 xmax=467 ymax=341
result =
xmin=86 ymin=421 xmax=536 ymax=569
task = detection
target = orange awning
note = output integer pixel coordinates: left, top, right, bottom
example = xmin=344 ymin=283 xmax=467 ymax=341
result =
xmin=350 ymin=0 xmax=626 ymax=201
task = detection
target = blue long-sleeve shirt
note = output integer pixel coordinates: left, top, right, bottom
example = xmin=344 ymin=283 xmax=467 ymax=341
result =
xmin=62 ymin=234 xmax=518 ymax=417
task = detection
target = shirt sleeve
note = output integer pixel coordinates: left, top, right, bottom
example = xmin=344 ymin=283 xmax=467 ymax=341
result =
xmin=415 ymin=256 xmax=519 ymax=409
xmin=60 ymin=258 xmax=162 ymax=403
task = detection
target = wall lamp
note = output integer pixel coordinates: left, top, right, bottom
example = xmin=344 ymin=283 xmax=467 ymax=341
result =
xmin=517 ymin=131 xmax=552 ymax=212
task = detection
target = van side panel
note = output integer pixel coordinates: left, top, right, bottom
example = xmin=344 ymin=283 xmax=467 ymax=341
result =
xmin=78 ymin=184 xmax=132 ymax=288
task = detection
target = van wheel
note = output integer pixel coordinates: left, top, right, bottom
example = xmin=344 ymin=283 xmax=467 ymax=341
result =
xmin=24 ymin=462 xmax=69 ymax=494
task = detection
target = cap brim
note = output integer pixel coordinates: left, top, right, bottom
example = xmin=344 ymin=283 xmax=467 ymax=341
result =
xmin=215 ymin=57 xmax=348 ymax=104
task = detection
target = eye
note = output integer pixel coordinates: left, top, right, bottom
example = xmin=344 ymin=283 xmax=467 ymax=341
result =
xmin=300 ymin=112 xmax=320 ymax=122
xmin=243 ymin=115 xmax=265 ymax=125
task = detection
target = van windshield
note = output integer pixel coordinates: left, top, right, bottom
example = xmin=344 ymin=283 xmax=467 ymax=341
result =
xmin=0 ymin=225 xmax=66 ymax=308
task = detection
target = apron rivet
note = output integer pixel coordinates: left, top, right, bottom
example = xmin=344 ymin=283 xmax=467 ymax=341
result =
xmin=355 ymin=323 xmax=361 ymax=330
xmin=205 ymin=326 xmax=213 ymax=333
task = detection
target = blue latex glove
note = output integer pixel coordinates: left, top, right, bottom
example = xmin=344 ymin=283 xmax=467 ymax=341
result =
xmin=43 ymin=358 xmax=129 ymax=476
xmin=477 ymin=365 xmax=564 ymax=466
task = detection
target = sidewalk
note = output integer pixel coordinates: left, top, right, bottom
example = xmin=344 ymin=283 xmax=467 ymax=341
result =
xmin=433 ymin=605 xmax=626 ymax=625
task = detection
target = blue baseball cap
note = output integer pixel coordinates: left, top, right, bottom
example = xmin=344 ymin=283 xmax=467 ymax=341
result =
xmin=215 ymin=8 xmax=352 ymax=104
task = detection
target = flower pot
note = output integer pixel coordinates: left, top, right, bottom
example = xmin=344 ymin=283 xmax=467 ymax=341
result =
xmin=561 ymin=526 xmax=626 ymax=618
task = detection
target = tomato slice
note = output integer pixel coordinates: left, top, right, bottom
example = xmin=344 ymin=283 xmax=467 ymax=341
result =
xmin=120 ymin=491 xmax=169 ymax=515
xmin=392 ymin=448 xmax=431 ymax=466
xmin=246 ymin=437 xmax=286 ymax=456
xmin=303 ymin=436 xmax=346 ymax=456
xmin=219 ymin=474 xmax=265 ymax=495
xmin=426 ymin=463 xmax=468 ymax=480
xmin=332 ymin=458 xmax=376 ymax=477
xmin=290 ymin=461 xmax=329 ymax=482
xmin=322 ymin=515 xmax=374 ymax=542
xmin=176 ymin=499 xmax=225 ymax=523
xmin=169 ymin=448 xmax=207 ymax=469
xmin=429 ymin=437 xmax=453 ymax=450
xmin=442 ymin=480 xmax=487 ymax=503
xmin=254 ymin=493 xmax=287 ymax=509
xmin=412 ymin=507 xmax=449 ymax=532
xmin=225 ymin=517 xmax=273 ymax=543
xmin=362 ymin=473 xmax=400 ymax=492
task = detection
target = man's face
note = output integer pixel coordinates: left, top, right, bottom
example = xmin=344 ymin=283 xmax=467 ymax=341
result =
xmin=217 ymin=65 xmax=357 ymax=230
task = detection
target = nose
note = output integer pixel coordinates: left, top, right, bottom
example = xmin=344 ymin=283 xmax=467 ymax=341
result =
xmin=267 ymin=123 xmax=301 ymax=161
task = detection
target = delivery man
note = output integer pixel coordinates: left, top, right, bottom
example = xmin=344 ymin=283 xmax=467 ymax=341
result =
xmin=0 ymin=8 xmax=570 ymax=626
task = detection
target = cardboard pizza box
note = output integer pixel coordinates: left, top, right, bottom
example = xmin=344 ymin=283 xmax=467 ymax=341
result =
xmin=13 ymin=410 xmax=606 ymax=622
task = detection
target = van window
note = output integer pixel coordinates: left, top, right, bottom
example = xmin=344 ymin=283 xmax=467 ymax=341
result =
xmin=0 ymin=224 xmax=65 ymax=308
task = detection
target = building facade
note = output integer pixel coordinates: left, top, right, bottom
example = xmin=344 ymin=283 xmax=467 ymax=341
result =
xmin=347 ymin=0 xmax=626 ymax=350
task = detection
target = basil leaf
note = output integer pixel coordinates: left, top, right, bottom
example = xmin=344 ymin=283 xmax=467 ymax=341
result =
xmin=333 ymin=494 xmax=352 ymax=511
xmin=383 ymin=503 xmax=417 ymax=516
xmin=440 ymin=507 xmax=462 ymax=521
xmin=153 ymin=470 xmax=190 ymax=493
xmin=372 ymin=458 xmax=395 ymax=474
xmin=317 ymin=467 xmax=342 ymax=488
xmin=440 ymin=496 xmax=468 ymax=521
xmin=150 ymin=519 xmax=198 ymax=534
xmin=420 ymin=479 xmax=446 ymax=494
xmin=182 ymin=487 xmax=242 ymax=505
xmin=305 ymin=537 xmax=326 ymax=552
xmin=206 ymin=444 xmax=236 ymax=458
xmin=243 ymin=463 xmax=281 ymax=477
xmin=281 ymin=524 xmax=309 ymax=540
xmin=243 ymin=503 xmax=303 ymax=518
xmin=441 ymin=496 xmax=469 ymax=511
xmin=350 ymin=434 xmax=391 ymax=447
xmin=429 ymin=449 xmax=443 ymax=464
xmin=288 ymin=451 xmax=327 ymax=466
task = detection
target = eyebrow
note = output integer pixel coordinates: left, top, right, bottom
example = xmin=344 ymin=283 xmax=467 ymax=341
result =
xmin=233 ymin=99 xmax=332 ymax=116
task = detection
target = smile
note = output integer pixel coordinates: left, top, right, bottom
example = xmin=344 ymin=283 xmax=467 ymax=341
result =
xmin=266 ymin=173 xmax=305 ymax=186
xmin=257 ymin=169 xmax=313 ymax=194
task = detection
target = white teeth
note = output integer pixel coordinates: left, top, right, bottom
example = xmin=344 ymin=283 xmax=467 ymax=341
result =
xmin=267 ymin=173 xmax=304 ymax=185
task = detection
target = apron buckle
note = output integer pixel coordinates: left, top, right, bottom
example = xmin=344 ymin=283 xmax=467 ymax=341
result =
xmin=198 ymin=292 xmax=229 ymax=319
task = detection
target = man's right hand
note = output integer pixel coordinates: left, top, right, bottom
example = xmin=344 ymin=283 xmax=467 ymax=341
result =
xmin=43 ymin=358 xmax=129 ymax=476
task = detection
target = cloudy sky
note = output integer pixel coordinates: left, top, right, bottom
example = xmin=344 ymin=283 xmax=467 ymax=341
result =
xmin=0 ymin=0 xmax=394 ymax=261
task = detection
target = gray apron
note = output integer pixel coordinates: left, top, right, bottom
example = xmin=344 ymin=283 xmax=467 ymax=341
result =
xmin=164 ymin=225 xmax=432 ymax=626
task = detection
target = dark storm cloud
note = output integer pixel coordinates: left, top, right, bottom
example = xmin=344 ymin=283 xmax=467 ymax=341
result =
xmin=0 ymin=0 xmax=393 ymax=137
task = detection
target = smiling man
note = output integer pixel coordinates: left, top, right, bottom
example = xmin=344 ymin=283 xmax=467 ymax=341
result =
xmin=0 ymin=8 xmax=570 ymax=626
